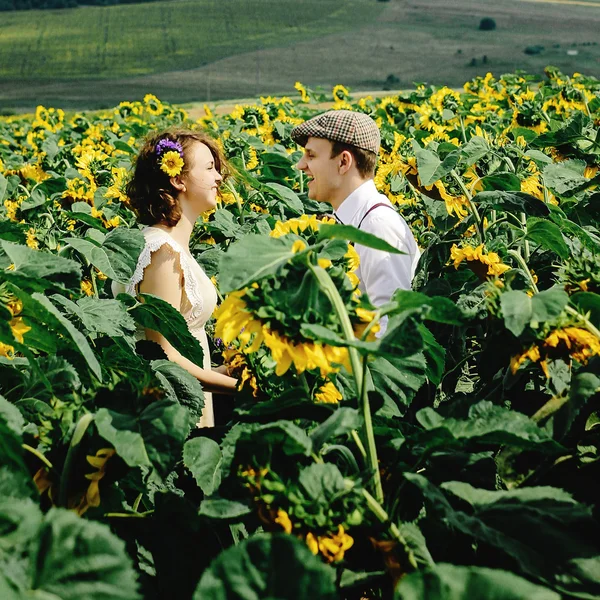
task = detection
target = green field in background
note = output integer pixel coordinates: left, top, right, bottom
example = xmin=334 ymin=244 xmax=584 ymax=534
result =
xmin=0 ymin=0 xmax=383 ymax=79
xmin=1 ymin=0 xmax=599 ymax=110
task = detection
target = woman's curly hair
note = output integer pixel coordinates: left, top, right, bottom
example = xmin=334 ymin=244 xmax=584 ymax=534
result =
xmin=126 ymin=128 xmax=228 ymax=226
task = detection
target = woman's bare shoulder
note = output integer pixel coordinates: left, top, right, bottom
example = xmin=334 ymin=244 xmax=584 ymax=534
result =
xmin=139 ymin=243 xmax=183 ymax=298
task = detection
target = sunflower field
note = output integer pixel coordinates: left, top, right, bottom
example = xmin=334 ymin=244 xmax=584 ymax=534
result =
xmin=1 ymin=67 xmax=600 ymax=600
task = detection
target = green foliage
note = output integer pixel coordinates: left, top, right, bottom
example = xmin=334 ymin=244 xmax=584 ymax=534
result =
xmin=318 ymin=223 xmax=405 ymax=254
xmin=95 ymin=399 xmax=190 ymax=477
xmin=218 ymin=234 xmax=295 ymax=293
xmin=395 ymin=401 xmax=565 ymax=473
xmin=0 ymin=412 xmax=34 ymax=498
xmin=1 ymin=240 xmax=81 ymax=292
xmin=396 ymin=564 xmax=559 ymax=600
xmin=194 ymin=534 xmax=337 ymax=600
xmin=0 ymin=421 xmax=140 ymax=599
xmin=0 ymin=501 xmax=141 ymax=599
xmin=412 ymin=140 xmax=460 ymax=186
xmin=407 ymin=475 xmax=600 ymax=598
xmin=289 ymin=463 xmax=363 ymax=529
xmin=309 ymin=407 xmax=362 ymax=452
xmin=1 ymin=71 xmax=600 ymax=598
xmin=124 ymin=293 xmax=205 ymax=365
xmin=478 ymin=18 xmax=497 ymax=31
xmin=198 ymin=499 xmax=252 ymax=520
xmin=64 ymin=228 xmax=145 ymax=284
xmin=183 ymin=437 xmax=222 ymax=496
xmin=151 ymin=359 xmax=205 ymax=424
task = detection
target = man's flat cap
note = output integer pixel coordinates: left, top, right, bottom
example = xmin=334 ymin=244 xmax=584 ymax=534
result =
xmin=291 ymin=110 xmax=380 ymax=154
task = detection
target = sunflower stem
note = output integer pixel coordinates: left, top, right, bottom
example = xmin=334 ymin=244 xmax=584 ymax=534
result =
xmin=132 ymin=493 xmax=143 ymax=513
xmin=22 ymin=444 xmax=54 ymax=470
xmin=226 ymin=180 xmax=245 ymax=225
xmin=351 ymin=430 xmax=368 ymax=460
xmin=361 ymin=310 xmax=382 ymax=341
xmin=90 ymin=266 xmax=99 ymax=298
xmin=300 ymin=372 xmax=311 ymax=396
xmin=450 ymin=169 xmax=484 ymax=244
xmin=531 ymin=391 xmax=570 ymax=424
xmin=507 ymin=249 xmax=537 ymax=292
xmin=582 ymin=94 xmax=592 ymax=119
xmin=361 ymin=488 xmax=418 ymax=571
xmin=104 ymin=510 xmax=155 ymax=518
xmin=58 ymin=412 xmax=95 ymax=508
xmin=309 ymin=264 xmax=384 ymax=504
xmin=565 ymin=305 xmax=600 ymax=340
xmin=520 ymin=213 xmax=530 ymax=261
xmin=360 ymin=300 xmax=403 ymax=342
xmin=459 ymin=116 xmax=467 ymax=144
xmin=311 ymin=453 xmax=324 ymax=464
xmin=485 ymin=215 xmax=507 ymax=231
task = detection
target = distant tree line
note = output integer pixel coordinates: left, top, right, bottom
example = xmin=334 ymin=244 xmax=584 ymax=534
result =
xmin=0 ymin=0 xmax=160 ymax=11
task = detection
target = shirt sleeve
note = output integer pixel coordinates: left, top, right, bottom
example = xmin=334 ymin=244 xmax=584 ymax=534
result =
xmin=356 ymin=212 xmax=419 ymax=308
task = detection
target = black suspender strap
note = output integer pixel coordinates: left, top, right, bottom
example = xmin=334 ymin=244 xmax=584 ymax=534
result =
xmin=357 ymin=202 xmax=395 ymax=229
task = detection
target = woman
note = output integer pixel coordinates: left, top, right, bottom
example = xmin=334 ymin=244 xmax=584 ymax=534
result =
xmin=118 ymin=128 xmax=237 ymax=427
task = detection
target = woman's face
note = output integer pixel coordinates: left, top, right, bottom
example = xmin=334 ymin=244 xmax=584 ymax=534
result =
xmin=180 ymin=141 xmax=222 ymax=213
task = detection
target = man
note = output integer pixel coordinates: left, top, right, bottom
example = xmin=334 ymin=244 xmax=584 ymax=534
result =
xmin=291 ymin=110 xmax=420 ymax=326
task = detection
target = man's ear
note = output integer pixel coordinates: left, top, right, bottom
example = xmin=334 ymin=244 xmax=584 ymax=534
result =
xmin=170 ymin=176 xmax=186 ymax=193
xmin=338 ymin=150 xmax=354 ymax=175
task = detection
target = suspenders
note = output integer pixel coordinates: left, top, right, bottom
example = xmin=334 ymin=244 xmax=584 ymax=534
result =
xmin=357 ymin=202 xmax=395 ymax=229
xmin=334 ymin=202 xmax=395 ymax=229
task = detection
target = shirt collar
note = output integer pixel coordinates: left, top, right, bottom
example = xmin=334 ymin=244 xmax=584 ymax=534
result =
xmin=335 ymin=179 xmax=378 ymax=226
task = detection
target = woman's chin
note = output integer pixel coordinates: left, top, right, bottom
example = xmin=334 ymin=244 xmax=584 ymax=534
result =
xmin=197 ymin=195 xmax=218 ymax=214
xmin=203 ymin=198 xmax=217 ymax=212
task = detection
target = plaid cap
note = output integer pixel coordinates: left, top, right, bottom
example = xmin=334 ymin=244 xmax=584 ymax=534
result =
xmin=291 ymin=110 xmax=380 ymax=155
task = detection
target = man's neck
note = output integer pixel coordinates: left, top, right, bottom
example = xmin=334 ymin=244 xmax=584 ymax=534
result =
xmin=330 ymin=176 xmax=373 ymax=211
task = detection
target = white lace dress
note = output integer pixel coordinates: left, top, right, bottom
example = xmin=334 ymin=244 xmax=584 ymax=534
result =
xmin=114 ymin=226 xmax=218 ymax=427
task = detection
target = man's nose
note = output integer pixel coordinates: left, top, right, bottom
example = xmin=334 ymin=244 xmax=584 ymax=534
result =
xmin=296 ymin=155 xmax=307 ymax=171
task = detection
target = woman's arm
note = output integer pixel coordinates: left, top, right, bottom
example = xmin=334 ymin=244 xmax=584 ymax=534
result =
xmin=139 ymin=246 xmax=238 ymax=394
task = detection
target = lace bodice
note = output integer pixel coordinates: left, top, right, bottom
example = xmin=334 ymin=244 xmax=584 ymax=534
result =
xmin=122 ymin=226 xmax=217 ymax=333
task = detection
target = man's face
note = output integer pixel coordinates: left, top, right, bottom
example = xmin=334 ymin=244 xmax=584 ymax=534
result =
xmin=295 ymin=137 xmax=340 ymax=204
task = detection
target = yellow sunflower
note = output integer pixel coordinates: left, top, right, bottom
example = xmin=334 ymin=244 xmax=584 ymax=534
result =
xmin=294 ymin=82 xmax=310 ymax=103
xmin=314 ymin=381 xmax=342 ymax=404
xmin=450 ymin=243 xmax=510 ymax=278
xmin=160 ymin=151 xmax=184 ymax=177
xmin=306 ymin=526 xmax=354 ymax=563
xmin=511 ymin=326 xmax=600 ymax=377
xmin=270 ymin=214 xmax=335 ymax=238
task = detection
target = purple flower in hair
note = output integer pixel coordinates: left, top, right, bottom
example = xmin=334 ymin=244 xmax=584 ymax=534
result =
xmin=155 ymin=138 xmax=184 ymax=157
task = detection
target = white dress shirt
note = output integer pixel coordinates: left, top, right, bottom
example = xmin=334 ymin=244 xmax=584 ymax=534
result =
xmin=335 ymin=180 xmax=420 ymax=329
